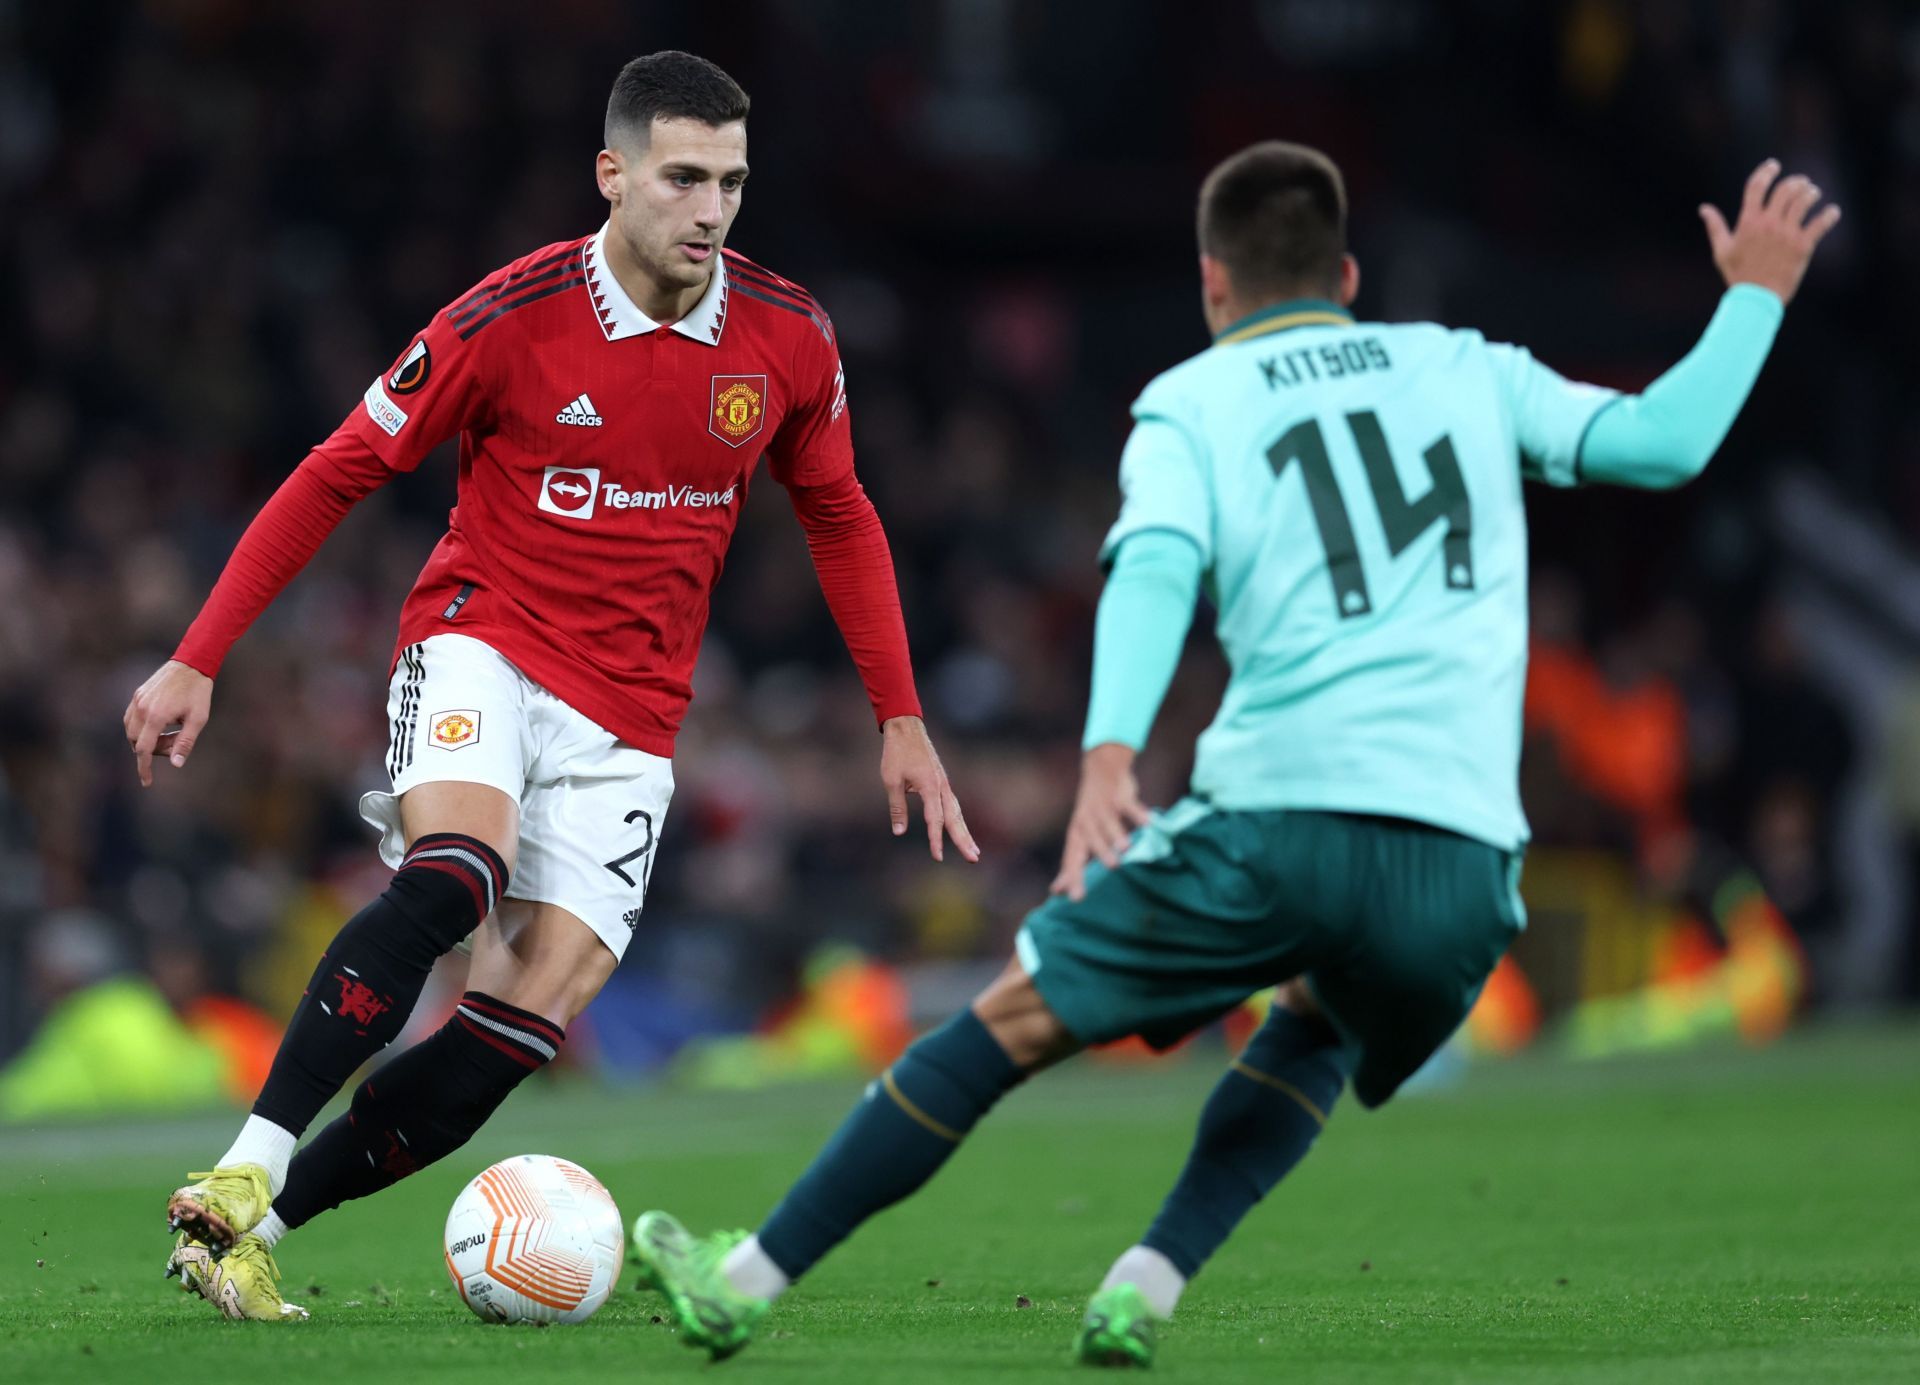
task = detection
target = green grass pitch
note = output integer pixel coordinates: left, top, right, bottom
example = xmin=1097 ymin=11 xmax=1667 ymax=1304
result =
xmin=2 ymin=1025 xmax=1916 ymax=1383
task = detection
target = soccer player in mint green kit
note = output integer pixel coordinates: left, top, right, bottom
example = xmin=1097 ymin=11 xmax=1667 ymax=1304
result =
xmin=633 ymin=143 xmax=1840 ymax=1366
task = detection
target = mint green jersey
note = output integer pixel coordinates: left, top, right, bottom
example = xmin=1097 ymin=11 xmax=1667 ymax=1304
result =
xmin=1102 ymin=300 xmax=1618 ymax=850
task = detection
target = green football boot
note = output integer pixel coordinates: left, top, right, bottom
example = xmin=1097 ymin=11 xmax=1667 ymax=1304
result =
xmin=1076 ymin=1283 xmax=1158 ymax=1368
xmin=629 ymin=1211 xmax=768 ymax=1360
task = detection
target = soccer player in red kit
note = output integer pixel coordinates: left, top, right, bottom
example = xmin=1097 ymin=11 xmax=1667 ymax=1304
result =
xmin=122 ymin=51 xmax=977 ymax=1321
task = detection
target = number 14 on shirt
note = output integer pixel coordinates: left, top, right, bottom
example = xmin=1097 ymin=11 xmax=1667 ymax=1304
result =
xmin=1267 ymin=409 xmax=1475 ymax=618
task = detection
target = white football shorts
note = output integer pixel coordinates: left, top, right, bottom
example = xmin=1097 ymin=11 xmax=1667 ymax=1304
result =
xmin=359 ymin=633 xmax=673 ymax=961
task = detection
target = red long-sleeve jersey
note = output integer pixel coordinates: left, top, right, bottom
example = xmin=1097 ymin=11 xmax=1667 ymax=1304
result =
xmin=175 ymin=227 xmax=921 ymax=756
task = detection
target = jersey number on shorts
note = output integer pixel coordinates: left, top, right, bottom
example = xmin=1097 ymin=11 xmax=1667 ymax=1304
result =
xmin=1267 ymin=409 xmax=1474 ymax=619
xmin=602 ymin=809 xmax=657 ymax=892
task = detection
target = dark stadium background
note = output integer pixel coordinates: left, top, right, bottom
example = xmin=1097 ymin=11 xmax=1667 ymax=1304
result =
xmin=5 ymin=0 xmax=1917 ymax=1088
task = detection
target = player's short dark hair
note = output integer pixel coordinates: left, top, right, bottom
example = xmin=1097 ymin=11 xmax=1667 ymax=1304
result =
xmin=605 ymin=51 xmax=750 ymax=149
xmin=1198 ymin=142 xmax=1348 ymax=301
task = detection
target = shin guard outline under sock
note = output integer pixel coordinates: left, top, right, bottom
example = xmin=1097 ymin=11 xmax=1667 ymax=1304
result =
xmin=251 ymin=834 xmax=507 ymax=1136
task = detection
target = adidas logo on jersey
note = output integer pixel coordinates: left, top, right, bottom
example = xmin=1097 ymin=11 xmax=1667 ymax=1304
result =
xmin=555 ymin=393 xmax=604 ymax=427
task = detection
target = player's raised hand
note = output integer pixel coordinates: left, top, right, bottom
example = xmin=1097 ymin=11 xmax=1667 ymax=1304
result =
xmin=880 ymin=715 xmax=980 ymax=864
xmin=1699 ymin=158 xmax=1842 ymax=306
xmin=1050 ymin=742 xmax=1152 ymax=903
xmin=123 ymin=659 xmax=213 ymax=788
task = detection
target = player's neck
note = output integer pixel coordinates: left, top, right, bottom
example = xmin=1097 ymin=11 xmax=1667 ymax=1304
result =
xmin=1209 ymin=293 xmax=1352 ymax=341
xmin=604 ymin=234 xmax=710 ymax=327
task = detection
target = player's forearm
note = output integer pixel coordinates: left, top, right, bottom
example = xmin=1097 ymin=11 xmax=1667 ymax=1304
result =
xmin=172 ymin=435 xmax=392 ymax=677
xmin=1578 ymin=284 xmax=1784 ymax=489
xmin=787 ymin=474 xmax=923 ymax=724
xmin=1081 ymin=531 xmax=1203 ymax=752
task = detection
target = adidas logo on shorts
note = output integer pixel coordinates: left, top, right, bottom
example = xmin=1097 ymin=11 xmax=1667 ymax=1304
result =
xmin=556 ymin=393 xmax=604 ymax=427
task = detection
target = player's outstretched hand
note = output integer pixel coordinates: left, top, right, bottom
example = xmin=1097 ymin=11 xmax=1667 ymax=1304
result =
xmin=880 ymin=715 xmax=980 ymax=864
xmin=1699 ymin=158 xmax=1841 ymax=306
xmin=123 ymin=659 xmax=213 ymax=788
xmin=1050 ymin=742 xmax=1152 ymax=903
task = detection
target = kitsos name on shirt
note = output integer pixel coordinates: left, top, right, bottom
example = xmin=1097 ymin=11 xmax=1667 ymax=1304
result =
xmin=1258 ymin=337 xmax=1393 ymax=391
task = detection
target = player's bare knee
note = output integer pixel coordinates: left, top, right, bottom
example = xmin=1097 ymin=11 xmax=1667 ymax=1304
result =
xmin=972 ymin=961 xmax=1078 ymax=1071
xmin=1275 ymin=976 xmax=1322 ymax=1018
xmin=471 ymin=901 xmax=617 ymax=1028
xmin=978 ymin=1007 xmax=1071 ymax=1071
xmin=485 ymin=959 xmax=610 ymax=1031
xmin=554 ymin=947 xmax=618 ymax=1024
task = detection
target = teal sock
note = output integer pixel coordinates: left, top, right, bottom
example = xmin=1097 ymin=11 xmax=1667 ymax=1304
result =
xmin=1142 ymin=1006 xmax=1351 ymax=1278
xmin=757 ymin=1010 xmax=1025 ymax=1278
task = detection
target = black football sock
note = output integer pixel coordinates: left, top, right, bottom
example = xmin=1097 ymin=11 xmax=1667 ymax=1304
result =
xmin=1139 ymin=1005 xmax=1352 ymax=1279
xmin=250 ymin=833 xmax=508 ymax=1137
xmin=273 ymin=992 xmax=563 ymax=1229
xmin=755 ymin=1009 xmax=1026 ymax=1280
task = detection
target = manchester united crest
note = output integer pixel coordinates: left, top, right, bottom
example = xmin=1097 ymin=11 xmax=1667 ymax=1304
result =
xmin=430 ymin=709 xmax=480 ymax=750
xmin=709 ymin=374 xmax=767 ymax=447
xmin=333 ymin=972 xmax=391 ymax=1028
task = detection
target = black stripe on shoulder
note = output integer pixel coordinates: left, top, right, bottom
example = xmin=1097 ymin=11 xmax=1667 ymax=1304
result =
xmin=731 ymin=270 xmax=829 ymax=323
xmin=456 ymin=274 xmax=588 ymax=340
xmin=450 ymin=243 xmax=585 ymax=319
xmin=725 ymin=255 xmax=824 ymax=312
xmin=729 ymin=282 xmax=833 ymax=341
xmin=450 ymin=252 xmax=587 ymax=326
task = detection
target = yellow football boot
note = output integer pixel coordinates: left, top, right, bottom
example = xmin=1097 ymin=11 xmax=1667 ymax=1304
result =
xmin=166 ymin=1164 xmax=271 ymax=1251
xmin=165 ymin=1234 xmax=217 ymax=1296
xmin=167 ymin=1233 xmax=309 ymax=1322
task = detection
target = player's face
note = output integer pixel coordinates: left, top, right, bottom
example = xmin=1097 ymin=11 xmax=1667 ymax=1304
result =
xmin=606 ymin=117 xmax=749 ymax=294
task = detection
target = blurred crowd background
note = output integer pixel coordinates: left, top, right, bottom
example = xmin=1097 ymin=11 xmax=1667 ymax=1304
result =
xmin=5 ymin=0 xmax=1919 ymax=1111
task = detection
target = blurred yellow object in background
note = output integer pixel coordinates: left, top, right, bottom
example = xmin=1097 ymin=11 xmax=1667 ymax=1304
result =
xmin=1566 ymin=884 xmax=1806 ymax=1058
xmin=673 ymin=945 xmax=912 ymax=1090
xmin=0 ymin=976 xmax=226 ymax=1121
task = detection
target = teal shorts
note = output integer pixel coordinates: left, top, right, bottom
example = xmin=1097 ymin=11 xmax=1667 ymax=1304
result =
xmin=1018 ymin=800 xmax=1524 ymax=1108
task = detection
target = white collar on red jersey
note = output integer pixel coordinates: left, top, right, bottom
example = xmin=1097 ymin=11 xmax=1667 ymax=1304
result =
xmin=583 ymin=223 xmax=729 ymax=345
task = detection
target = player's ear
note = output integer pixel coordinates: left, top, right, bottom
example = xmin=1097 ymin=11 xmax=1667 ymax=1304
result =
xmin=1199 ymin=254 xmax=1232 ymax=311
xmin=595 ymin=148 xmax=622 ymax=205
xmin=1336 ymin=254 xmax=1360 ymax=308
